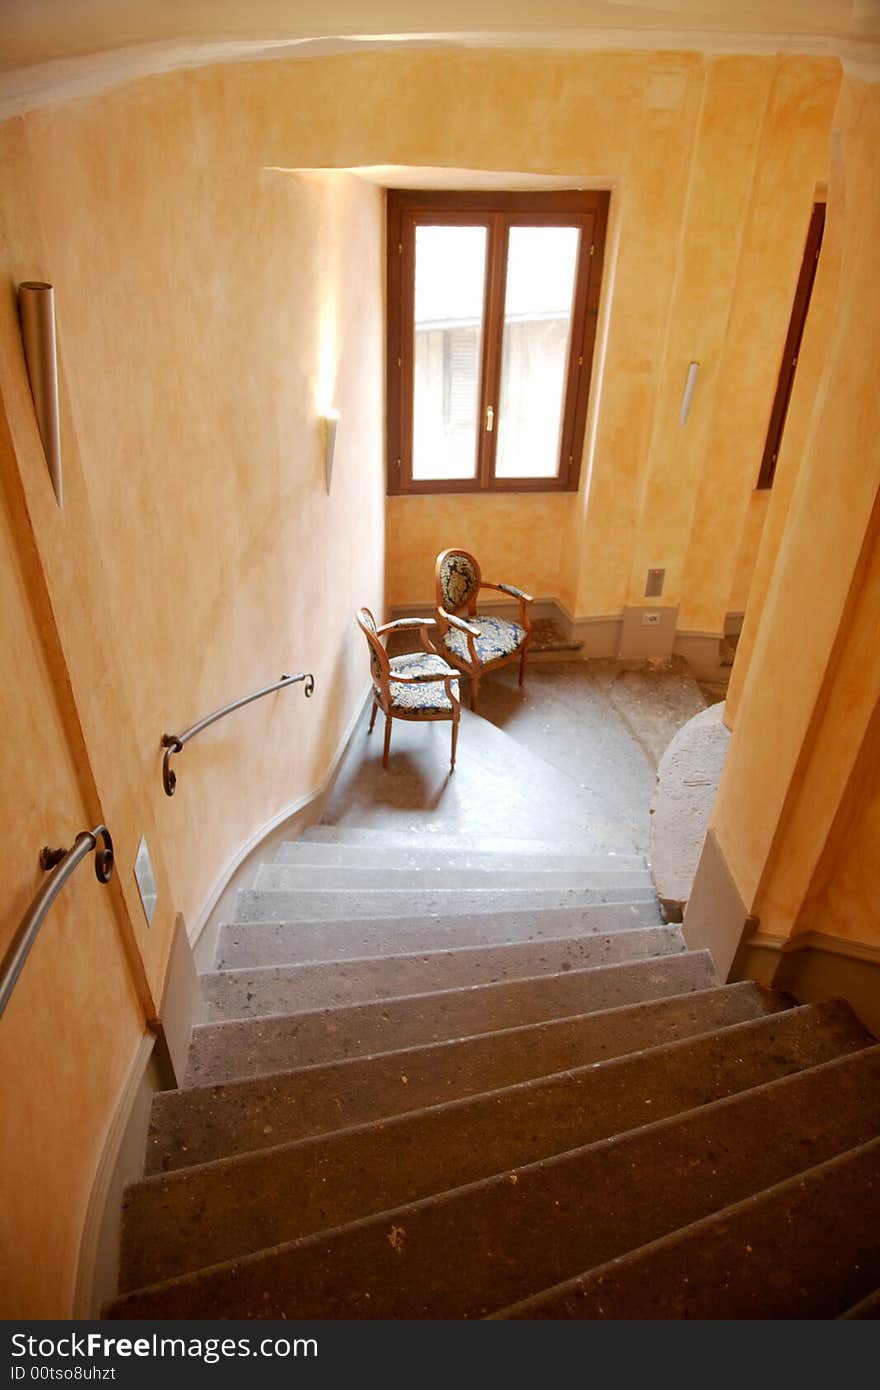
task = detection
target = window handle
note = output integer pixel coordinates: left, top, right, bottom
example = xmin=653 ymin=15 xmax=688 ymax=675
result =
xmin=485 ymin=405 xmax=494 ymax=433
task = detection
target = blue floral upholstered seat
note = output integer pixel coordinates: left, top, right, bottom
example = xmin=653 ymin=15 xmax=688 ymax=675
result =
xmin=442 ymin=615 xmax=526 ymax=665
xmin=356 ymin=608 xmax=461 ymax=768
xmin=386 ymin=652 xmax=460 ymax=714
xmin=434 ymin=548 xmax=534 ymax=711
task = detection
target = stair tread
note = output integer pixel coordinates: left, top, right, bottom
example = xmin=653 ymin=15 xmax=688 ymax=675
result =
xmin=215 ymin=901 xmax=663 ymax=968
xmin=300 ymin=825 xmax=633 ymax=856
xmin=186 ymin=950 xmax=717 ymax=1079
xmin=254 ymin=863 xmax=653 ymax=891
xmin=202 ymin=927 xmax=685 ymax=1019
xmin=149 ymin=980 xmax=788 ymax=1170
xmin=496 ymin=1135 xmax=880 ymax=1320
xmin=120 ymin=1002 xmax=871 ymax=1290
xmin=233 ymin=885 xmax=656 ymax=923
xmin=109 ymin=1045 xmax=880 ymax=1316
xmin=840 ymin=1285 xmax=880 ymax=1319
xmin=275 ymin=840 xmax=647 ymax=873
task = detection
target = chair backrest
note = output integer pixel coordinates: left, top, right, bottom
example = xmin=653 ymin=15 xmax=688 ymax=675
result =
xmin=355 ymin=607 xmax=389 ymax=687
xmin=436 ymin=549 xmax=481 ymax=615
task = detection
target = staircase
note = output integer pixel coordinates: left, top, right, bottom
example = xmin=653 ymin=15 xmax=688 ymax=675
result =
xmin=107 ymin=823 xmax=880 ymax=1319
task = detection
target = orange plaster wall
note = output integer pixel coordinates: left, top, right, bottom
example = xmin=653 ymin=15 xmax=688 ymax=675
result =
xmin=800 ymin=704 xmax=880 ymax=947
xmin=385 ymin=493 xmax=573 ymax=607
xmin=0 ymin=63 xmax=385 ymax=1317
xmin=370 ymin=52 xmax=838 ymax=633
xmin=677 ymin=63 xmax=838 ymax=633
xmin=0 ymin=458 xmax=144 ymax=1319
xmin=711 ymin=78 xmax=880 ymax=936
xmin=0 ymin=45 xmax=856 ymax=1316
xmin=727 ymin=490 xmax=770 ymax=616
xmin=1 ymin=91 xmax=386 ymax=939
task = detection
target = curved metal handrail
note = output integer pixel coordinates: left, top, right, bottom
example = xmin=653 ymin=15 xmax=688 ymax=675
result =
xmin=0 ymin=825 xmax=115 ymax=1019
xmin=161 ymin=671 xmax=315 ymax=796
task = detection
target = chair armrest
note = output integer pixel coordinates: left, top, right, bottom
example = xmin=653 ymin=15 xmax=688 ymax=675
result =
xmin=377 ymin=617 xmax=437 ymax=634
xmin=483 ymin=581 xmax=534 ymax=603
xmin=439 ymin=609 xmax=481 ymax=637
xmin=391 ymin=666 xmax=458 ymax=684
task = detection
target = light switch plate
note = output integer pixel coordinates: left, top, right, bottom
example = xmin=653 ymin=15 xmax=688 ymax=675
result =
xmin=134 ymin=836 xmax=157 ymax=927
xmin=645 ymin=567 xmax=665 ymax=598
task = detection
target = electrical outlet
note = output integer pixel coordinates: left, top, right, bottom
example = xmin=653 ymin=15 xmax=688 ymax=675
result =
xmin=642 ymin=612 xmax=661 ymax=626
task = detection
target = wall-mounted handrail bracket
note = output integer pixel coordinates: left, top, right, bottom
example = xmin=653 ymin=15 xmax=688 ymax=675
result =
xmin=161 ymin=671 xmax=315 ymax=796
xmin=39 ymin=827 xmax=113 ymax=881
xmin=1 ymin=825 xmax=115 ymax=1018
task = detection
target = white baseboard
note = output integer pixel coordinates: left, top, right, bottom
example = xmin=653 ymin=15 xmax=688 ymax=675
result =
xmin=73 ymin=1033 xmax=158 ymax=1318
xmin=392 ymin=596 xmax=738 ymax=669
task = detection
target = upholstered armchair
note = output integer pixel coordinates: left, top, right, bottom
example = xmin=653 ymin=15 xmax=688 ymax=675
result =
xmin=356 ymin=608 xmax=462 ymax=769
xmin=434 ymin=548 xmax=534 ymax=711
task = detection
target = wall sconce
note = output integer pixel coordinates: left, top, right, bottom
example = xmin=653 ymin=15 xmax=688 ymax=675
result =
xmin=321 ymin=409 xmax=339 ymax=493
xmin=679 ymin=361 xmax=699 ymax=428
xmin=18 ymin=282 xmax=62 ymax=507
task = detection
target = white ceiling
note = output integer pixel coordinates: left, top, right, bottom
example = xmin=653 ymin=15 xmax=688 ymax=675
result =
xmin=1 ymin=1 xmax=878 ymax=117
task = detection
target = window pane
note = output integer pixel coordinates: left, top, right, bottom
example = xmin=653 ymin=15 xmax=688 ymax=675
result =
xmin=413 ymin=225 xmax=486 ymax=480
xmin=495 ymin=227 xmax=580 ymax=479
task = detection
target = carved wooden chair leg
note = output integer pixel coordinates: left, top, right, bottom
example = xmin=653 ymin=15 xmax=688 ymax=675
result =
xmin=382 ymin=711 xmax=393 ymax=768
xmin=451 ymin=712 xmax=459 ymax=770
xmin=518 ymin=645 xmax=529 ymax=686
xmin=368 ymin=699 xmax=378 ymax=734
xmin=470 ymin=672 xmax=480 ymax=712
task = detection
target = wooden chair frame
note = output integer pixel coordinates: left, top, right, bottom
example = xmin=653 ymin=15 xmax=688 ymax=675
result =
xmin=356 ymin=610 xmax=462 ymax=770
xmin=434 ymin=549 xmax=534 ymax=711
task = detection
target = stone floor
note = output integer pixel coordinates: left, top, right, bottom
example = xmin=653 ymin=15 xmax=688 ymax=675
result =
xmin=322 ymin=659 xmax=718 ymax=858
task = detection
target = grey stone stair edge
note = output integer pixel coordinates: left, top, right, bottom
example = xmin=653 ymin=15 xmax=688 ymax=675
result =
xmin=233 ymin=885 xmax=657 ymax=924
xmin=110 ymin=1047 xmax=880 ymax=1315
xmin=196 ymin=948 xmax=717 ymax=1028
xmin=254 ymin=863 xmax=654 ymax=891
xmin=275 ymin=840 xmax=648 ymax=872
xmin=214 ymin=902 xmax=665 ymax=969
xmin=120 ymin=1003 xmax=873 ymax=1289
xmin=839 ymin=1286 xmax=880 ymax=1318
xmin=161 ymin=978 xmax=791 ymax=1105
xmin=137 ymin=998 xmax=870 ymax=1192
xmin=201 ymin=928 xmax=686 ymax=1018
xmin=171 ymin=980 xmax=798 ymax=1101
xmin=275 ymin=834 xmax=645 ymax=867
xmin=212 ymin=925 xmax=685 ymax=979
xmin=154 ymin=982 xmax=791 ymax=1166
xmin=301 ymin=825 xmax=640 ymax=856
xmin=145 ymin=988 xmax=806 ymax=1174
xmin=213 ymin=921 xmax=677 ymax=978
xmin=183 ymin=957 xmax=727 ymax=1084
xmin=492 ymin=1134 xmax=880 ymax=1320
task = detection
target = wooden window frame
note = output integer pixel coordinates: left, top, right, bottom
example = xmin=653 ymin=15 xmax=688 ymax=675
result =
xmin=757 ymin=201 xmax=826 ymax=490
xmin=386 ymin=189 xmax=610 ymax=496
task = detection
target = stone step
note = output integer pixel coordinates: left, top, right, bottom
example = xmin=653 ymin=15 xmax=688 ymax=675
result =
xmin=254 ymin=863 xmax=654 ymax=894
xmin=119 ymin=1001 xmax=871 ymax=1290
xmin=233 ymin=884 xmax=655 ymax=924
xmin=275 ymin=840 xmax=646 ymax=875
xmin=215 ymin=901 xmax=664 ymax=970
xmin=301 ymin=825 xmax=631 ymax=857
xmin=840 ymin=1286 xmax=880 ymax=1319
xmin=148 ymin=981 xmax=790 ymax=1175
xmin=186 ymin=950 xmax=718 ymax=1084
xmin=202 ymin=927 xmax=685 ymax=1020
xmin=497 ymin=1136 xmax=880 ymax=1320
xmin=108 ymin=1045 xmax=880 ymax=1317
